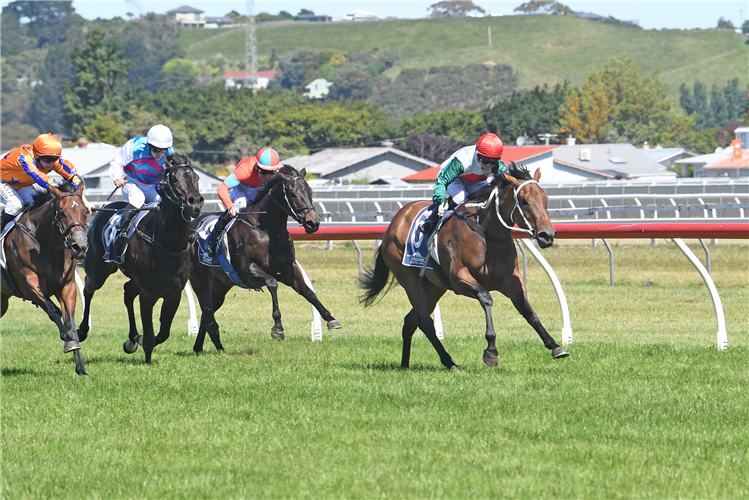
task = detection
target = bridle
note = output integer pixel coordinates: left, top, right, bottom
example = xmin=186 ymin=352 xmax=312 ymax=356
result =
xmin=157 ymin=163 xmax=197 ymax=222
xmin=465 ymin=179 xmax=540 ymax=238
xmin=15 ymin=192 xmax=87 ymax=251
xmin=267 ymin=174 xmax=316 ymax=225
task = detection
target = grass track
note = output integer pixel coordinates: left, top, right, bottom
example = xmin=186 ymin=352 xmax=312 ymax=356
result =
xmin=1 ymin=242 xmax=747 ymax=498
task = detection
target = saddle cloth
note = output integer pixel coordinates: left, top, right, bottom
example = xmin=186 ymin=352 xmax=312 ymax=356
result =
xmin=0 ymin=218 xmax=21 ymax=297
xmin=194 ymin=216 xmax=248 ymax=288
xmin=402 ymin=205 xmax=453 ymax=270
xmin=102 ymin=203 xmax=157 ymax=263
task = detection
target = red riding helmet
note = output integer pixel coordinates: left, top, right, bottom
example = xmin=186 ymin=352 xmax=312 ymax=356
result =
xmin=255 ymin=147 xmax=281 ymax=171
xmin=476 ymin=133 xmax=504 ymax=159
xmin=32 ymin=133 xmax=63 ymax=158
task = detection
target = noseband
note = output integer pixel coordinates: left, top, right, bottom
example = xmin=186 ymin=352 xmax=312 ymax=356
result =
xmin=268 ymin=174 xmax=316 ymax=225
xmin=15 ymin=192 xmax=87 ymax=251
xmin=158 ymin=164 xmax=196 ymax=221
xmin=466 ymin=180 xmax=540 ymax=238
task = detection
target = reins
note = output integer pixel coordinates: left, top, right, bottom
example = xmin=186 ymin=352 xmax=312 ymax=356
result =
xmin=13 ymin=192 xmax=87 ymax=251
xmin=464 ymin=179 xmax=539 ymax=238
xmin=266 ymin=174 xmax=315 ymax=225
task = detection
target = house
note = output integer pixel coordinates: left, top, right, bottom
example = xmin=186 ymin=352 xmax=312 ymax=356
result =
xmin=303 ymin=78 xmax=332 ymax=99
xmin=167 ymin=6 xmax=206 ymax=27
xmin=401 ymin=145 xmax=557 ymax=182
xmin=346 ymin=10 xmax=378 ymax=21
xmin=296 ymin=14 xmax=333 ymax=22
xmin=639 ymin=147 xmax=697 ymax=168
xmin=221 ymin=70 xmax=277 ymax=90
xmin=689 ymin=127 xmax=749 ymax=178
xmin=284 ymin=147 xmax=437 ymax=183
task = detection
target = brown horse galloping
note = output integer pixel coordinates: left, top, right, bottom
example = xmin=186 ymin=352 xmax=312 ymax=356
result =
xmin=1 ymin=181 xmax=90 ymax=375
xmin=360 ymin=162 xmax=569 ymax=370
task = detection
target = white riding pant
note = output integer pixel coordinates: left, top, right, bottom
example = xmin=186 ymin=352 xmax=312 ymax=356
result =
xmin=446 ymin=177 xmax=493 ymax=206
xmin=229 ymin=185 xmax=263 ymax=210
xmin=122 ymin=180 xmax=161 ymax=209
xmin=0 ymin=181 xmax=48 ymax=215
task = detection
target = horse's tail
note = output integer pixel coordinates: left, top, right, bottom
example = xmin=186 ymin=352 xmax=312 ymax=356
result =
xmin=358 ymin=247 xmax=397 ymax=308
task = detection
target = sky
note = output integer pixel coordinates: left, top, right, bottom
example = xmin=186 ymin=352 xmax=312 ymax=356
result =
xmin=2 ymin=1 xmax=746 ymax=31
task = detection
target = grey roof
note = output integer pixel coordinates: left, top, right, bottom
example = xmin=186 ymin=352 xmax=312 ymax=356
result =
xmin=639 ymin=148 xmax=696 ymax=164
xmin=60 ymin=144 xmax=119 ymax=176
xmin=284 ymin=147 xmax=436 ymax=178
xmin=552 ymin=144 xmax=677 ymax=179
xmin=674 ymin=149 xmax=732 ymax=165
xmin=167 ymin=5 xmax=203 ymax=14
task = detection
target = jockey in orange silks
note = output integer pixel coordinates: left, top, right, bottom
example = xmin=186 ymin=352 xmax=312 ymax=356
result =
xmin=0 ymin=133 xmax=93 ymax=230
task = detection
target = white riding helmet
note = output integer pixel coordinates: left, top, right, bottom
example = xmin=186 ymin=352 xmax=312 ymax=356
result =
xmin=147 ymin=124 xmax=173 ymax=149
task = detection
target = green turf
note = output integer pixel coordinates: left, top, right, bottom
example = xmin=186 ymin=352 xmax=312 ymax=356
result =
xmin=1 ymin=242 xmax=747 ymax=498
xmin=180 ymin=16 xmax=749 ymax=103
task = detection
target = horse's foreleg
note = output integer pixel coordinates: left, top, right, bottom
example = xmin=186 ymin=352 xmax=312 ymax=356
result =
xmin=58 ymin=282 xmax=87 ymax=376
xmin=123 ymin=280 xmax=140 ymax=343
xmin=400 ymin=309 xmax=418 ymax=369
xmin=1 ymin=293 xmax=9 ymax=317
xmin=502 ymin=270 xmax=569 ymax=359
xmin=138 ymin=293 xmax=158 ymax=363
xmin=248 ymin=263 xmax=283 ymax=340
xmin=154 ymin=288 xmax=181 ymax=347
xmin=203 ymin=285 xmax=229 ymax=351
xmin=451 ymin=267 xmax=498 ymax=367
xmin=283 ymin=262 xmax=341 ymax=330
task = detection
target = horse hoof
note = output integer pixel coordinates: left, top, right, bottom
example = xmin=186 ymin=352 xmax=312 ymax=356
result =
xmin=63 ymin=341 xmax=81 ymax=353
xmin=552 ymin=347 xmax=570 ymax=359
xmin=123 ymin=340 xmax=139 ymax=354
xmin=327 ymin=320 xmax=342 ymax=330
xmin=76 ymin=368 xmax=89 ymax=377
xmin=449 ymin=365 xmax=461 ymax=372
xmin=270 ymin=328 xmax=285 ymax=340
xmin=483 ymin=351 xmax=499 ymax=367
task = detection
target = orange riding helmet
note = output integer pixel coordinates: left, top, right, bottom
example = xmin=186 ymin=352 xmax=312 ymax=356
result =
xmin=476 ymin=133 xmax=504 ymax=159
xmin=32 ymin=134 xmax=63 ymax=158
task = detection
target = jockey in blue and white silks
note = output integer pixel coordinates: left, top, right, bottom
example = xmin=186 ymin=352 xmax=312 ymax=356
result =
xmin=108 ymin=124 xmax=175 ymax=248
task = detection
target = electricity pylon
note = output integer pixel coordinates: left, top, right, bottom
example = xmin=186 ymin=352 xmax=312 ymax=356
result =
xmin=246 ymin=0 xmax=257 ymax=85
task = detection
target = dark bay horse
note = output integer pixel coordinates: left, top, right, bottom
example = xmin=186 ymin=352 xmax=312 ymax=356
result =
xmin=1 ymin=181 xmax=89 ymax=375
xmin=78 ymin=154 xmax=203 ymax=363
xmin=360 ymin=162 xmax=569 ymax=370
xmin=189 ymin=164 xmax=341 ymax=354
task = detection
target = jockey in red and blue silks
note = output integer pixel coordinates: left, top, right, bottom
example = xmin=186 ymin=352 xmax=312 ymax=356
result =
xmin=108 ymin=124 xmax=175 ymax=246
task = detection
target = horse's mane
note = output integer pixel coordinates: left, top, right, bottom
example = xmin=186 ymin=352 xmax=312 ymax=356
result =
xmin=467 ymin=161 xmax=533 ymax=203
xmin=30 ymin=180 xmax=76 ymax=209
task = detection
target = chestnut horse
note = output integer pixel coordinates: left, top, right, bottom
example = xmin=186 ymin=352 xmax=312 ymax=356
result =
xmin=189 ymin=164 xmax=341 ymax=353
xmin=360 ymin=162 xmax=569 ymax=370
xmin=1 ymin=181 xmax=89 ymax=375
xmin=78 ymin=154 xmax=203 ymax=363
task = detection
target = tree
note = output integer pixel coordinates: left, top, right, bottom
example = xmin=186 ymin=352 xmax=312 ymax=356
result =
xmin=160 ymin=58 xmax=200 ymax=90
xmin=680 ymin=78 xmax=749 ymax=131
xmin=0 ymin=3 xmax=34 ymax=56
xmin=84 ymin=114 xmax=127 ymax=145
xmin=405 ymin=133 xmax=460 ymax=162
xmin=558 ymin=57 xmax=692 ymax=146
xmin=2 ymin=1 xmax=84 ymax=48
xmin=328 ymin=71 xmax=373 ymax=101
xmin=513 ymin=1 xmax=575 ymax=15
xmin=62 ymin=28 xmax=134 ymax=137
xmin=743 ymin=19 xmax=749 ymax=34
xmin=484 ymin=82 xmax=570 ymax=144
xmin=428 ymin=1 xmax=485 ymax=18
xmin=717 ymin=17 xmax=735 ymax=29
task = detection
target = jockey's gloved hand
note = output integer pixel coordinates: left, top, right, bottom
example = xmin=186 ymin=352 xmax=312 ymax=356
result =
xmin=438 ymin=201 xmax=449 ymax=218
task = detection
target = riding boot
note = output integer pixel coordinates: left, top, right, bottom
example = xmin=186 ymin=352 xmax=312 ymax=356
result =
xmin=1 ymin=211 xmax=15 ymax=232
xmin=419 ymin=205 xmax=441 ymax=235
xmin=206 ymin=210 xmax=233 ymax=257
xmin=114 ymin=204 xmax=138 ymax=248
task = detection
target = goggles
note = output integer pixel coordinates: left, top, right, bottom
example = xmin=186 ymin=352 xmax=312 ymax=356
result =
xmin=149 ymin=145 xmax=168 ymax=154
xmin=477 ymin=154 xmax=499 ymax=167
xmin=38 ymin=156 xmax=59 ymax=164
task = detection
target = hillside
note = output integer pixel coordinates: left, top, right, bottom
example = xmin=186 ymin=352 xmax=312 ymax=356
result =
xmin=179 ymin=15 xmax=748 ymax=103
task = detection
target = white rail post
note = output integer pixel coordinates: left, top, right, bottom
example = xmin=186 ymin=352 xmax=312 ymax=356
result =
xmin=519 ymin=238 xmax=573 ymax=346
xmin=295 ymin=259 xmax=322 ymax=341
xmin=672 ymin=239 xmax=727 ymax=350
xmin=74 ymin=269 xmax=91 ymax=329
xmin=433 ymin=303 xmax=444 ymax=341
xmin=183 ymin=281 xmax=199 ymax=336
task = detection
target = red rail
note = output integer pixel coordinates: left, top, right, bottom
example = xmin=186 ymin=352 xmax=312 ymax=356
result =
xmin=288 ymin=219 xmax=749 ymax=240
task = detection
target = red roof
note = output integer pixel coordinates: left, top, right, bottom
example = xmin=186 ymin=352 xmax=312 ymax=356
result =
xmin=402 ymin=145 xmax=557 ymax=181
xmin=221 ymin=70 xmax=277 ymax=80
xmin=703 ymin=155 xmax=749 ymax=170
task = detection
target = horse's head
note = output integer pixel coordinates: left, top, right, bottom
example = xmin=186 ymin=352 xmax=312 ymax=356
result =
xmin=273 ymin=165 xmax=319 ymax=234
xmin=501 ymin=162 xmax=556 ymax=248
xmin=50 ymin=182 xmax=89 ymax=259
xmin=158 ymin=153 xmax=204 ymax=219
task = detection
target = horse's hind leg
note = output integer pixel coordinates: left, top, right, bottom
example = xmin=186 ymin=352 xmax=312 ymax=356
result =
xmin=283 ymin=261 xmax=341 ymax=330
xmin=248 ymin=263 xmax=284 ymax=340
xmin=400 ymin=310 xmax=418 ymax=369
xmin=502 ymin=271 xmax=569 ymax=359
xmin=154 ymin=288 xmax=181 ymax=347
xmin=123 ymin=280 xmax=140 ymax=343
xmin=138 ymin=292 xmax=158 ymax=363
